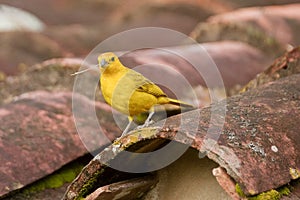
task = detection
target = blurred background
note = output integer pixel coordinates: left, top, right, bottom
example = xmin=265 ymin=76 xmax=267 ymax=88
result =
xmin=0 ymin=0 xmax=299 ymax=76
xmin=1 ymin=1 xmax=300 ymax=199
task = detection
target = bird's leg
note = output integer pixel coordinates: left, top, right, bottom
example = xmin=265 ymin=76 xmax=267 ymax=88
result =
xmin=144 ymin=110 xmax=155 ymax=126
xmin=122 ymin=110 xmax=155 ymax=136
xmin=137 ymin=109 xmax=155 ymax=129
xmin=121 ymin=117 xmax=134 ymax=137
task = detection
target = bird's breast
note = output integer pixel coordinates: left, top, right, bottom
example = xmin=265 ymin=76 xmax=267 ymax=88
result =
xmin=100 ymin=70 xmax=133 ymax=113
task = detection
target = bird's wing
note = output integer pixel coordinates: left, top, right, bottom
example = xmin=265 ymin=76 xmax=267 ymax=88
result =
xmin=126 ymin=70 xmax=167 ymax=98
xmin=137 ymin=82 xmax=167 ymax=98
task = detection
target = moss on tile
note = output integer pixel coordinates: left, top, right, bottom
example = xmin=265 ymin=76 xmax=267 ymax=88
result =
xmin=22 ymin=161 xmax=84 ymax=195
xmin=76 ymin=168 xmax=105 ymax=200
xmin=235 ymin=183 xmax=246 ymax=198
xmin=235 ymin=183 xmax=291 ymax=200
xmin=249 ymin=189 xmax=281 ymax=200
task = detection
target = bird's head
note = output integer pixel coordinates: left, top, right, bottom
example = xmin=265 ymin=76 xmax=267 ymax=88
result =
xmin=98 ymin=52 xmax=120 ymax=72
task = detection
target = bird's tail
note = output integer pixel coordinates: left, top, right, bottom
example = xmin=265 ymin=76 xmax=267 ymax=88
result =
xmin=136 ymin=97 xmax=196 ymax=124
xmin=167 ymin=98 xmax=195 ymax=108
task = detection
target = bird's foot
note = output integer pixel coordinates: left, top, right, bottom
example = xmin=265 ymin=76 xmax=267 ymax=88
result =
xmin=136 ymin=110 xmax=155 ymax=129
xmin=137 ymin=119 xmax=154 ymax=129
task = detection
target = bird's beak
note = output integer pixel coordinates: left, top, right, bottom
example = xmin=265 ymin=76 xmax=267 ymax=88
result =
xmin=100 ymin=59 xmax=108 ymax=68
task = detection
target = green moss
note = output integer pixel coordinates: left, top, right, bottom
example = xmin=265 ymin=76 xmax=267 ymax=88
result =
xmin=235 ymin=183 xmax=246 ymax=198
xmin=60 ymin=165 xmax=82 ymax=183
xmin=22 ymin=161 xmax=84 ymax=195
xmin=248 ymin=190 xmax=281 ymax=200
xmin=44 ymin=173 xmax=66 ymax=188
xmin=277 ymin=186 xmax=290 ymax=196
xmin=77 ymin=168 xmax=105 ymax=199
xmin=235 ymin=183 xmax=291 ymax=200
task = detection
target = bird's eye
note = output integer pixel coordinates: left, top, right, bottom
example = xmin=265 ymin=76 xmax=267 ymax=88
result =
xmin=111 ymin=57 xmax=115 ymax=62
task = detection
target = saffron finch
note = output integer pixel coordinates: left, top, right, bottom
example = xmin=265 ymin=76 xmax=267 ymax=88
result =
xmin=98 ymin=52 xmax=194 ymax=136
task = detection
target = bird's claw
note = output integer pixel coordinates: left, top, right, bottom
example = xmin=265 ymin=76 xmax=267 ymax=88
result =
xmin=137 ymin=119 xmax=154 ymax=129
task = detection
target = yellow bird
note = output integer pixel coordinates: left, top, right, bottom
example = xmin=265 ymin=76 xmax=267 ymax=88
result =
xmin=98 ymin=52 xmax=194 ymax=136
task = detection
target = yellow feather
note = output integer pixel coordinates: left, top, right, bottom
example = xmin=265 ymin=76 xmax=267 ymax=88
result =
xmin=98 ymin=52 xmax=194 ymax=127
